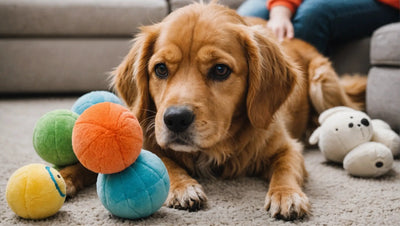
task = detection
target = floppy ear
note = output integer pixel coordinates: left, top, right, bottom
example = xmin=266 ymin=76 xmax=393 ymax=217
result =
xmin=240 ymin=26 xmax=298 ymax=129
xmin=112 ymin=24 xmax=160 ymax=122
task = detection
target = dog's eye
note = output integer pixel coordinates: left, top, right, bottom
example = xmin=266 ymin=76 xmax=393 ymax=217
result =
xmin=208 ymin=64 xmax=231 ymax=81
xmin=154 ymin=63 xmax=169 ymax=79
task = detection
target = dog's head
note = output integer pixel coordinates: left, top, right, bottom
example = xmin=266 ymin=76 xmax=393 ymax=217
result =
xmin=113 ymin=2 xmax=297 ymax=153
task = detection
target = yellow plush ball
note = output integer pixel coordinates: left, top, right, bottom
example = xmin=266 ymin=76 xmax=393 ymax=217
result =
xmin=6 ymin=164 xmax=66 ymax=219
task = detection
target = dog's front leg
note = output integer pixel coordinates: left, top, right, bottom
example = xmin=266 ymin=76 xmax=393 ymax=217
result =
xmin=264 ymin=141 xmax=310 ymax=220
xmin=161 ymin=157 xmax=207 ymax=211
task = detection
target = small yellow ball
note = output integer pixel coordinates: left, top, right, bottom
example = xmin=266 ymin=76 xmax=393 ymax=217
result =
xmin=6 ymin=164 xmax=66 ymax=219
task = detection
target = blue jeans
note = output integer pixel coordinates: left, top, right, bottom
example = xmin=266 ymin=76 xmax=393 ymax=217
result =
xmin=237 ymin=0 xmax=399 ymax=54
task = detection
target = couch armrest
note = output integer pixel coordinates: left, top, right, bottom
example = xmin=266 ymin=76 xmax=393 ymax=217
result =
xmin=370 ymin=22 xmax=400 ymax=67
xmin=367 ymin=67 xmax=400 ymax=132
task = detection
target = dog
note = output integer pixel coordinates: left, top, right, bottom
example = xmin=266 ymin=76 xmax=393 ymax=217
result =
xmin=60 ymin=1 xmax=366 ymax=220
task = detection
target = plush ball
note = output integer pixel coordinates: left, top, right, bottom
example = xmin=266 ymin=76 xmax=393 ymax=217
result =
xmin=33 ymin=110 xmax=79 ymax=166
xmin=71 ymin=90 xmax=123 ymax=115
xmin=97 ymin=150 xmax=170 ymax=219
xmin=72 ymin=102 xmax=142 ymax=174
xmin=6 ymin=164 xmax=66 ymax=219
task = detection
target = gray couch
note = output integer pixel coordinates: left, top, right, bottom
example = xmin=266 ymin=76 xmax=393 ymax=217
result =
xmin=0 ymin=0 xmax=168 ymax=93
xmin=0 ymin=0 xmax=398 ymax=131
xmin=367 ymin=23 xmax=400 ymax=132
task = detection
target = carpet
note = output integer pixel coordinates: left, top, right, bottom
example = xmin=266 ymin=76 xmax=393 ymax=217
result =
xmin=1 ymin=97 xmax=399 ymax=225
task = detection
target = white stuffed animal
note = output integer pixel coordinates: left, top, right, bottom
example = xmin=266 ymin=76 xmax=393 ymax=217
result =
xmin=309 ymin=106 xmax=400 ymax=177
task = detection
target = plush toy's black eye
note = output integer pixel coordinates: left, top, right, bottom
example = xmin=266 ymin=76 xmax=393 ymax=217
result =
xmin=335 ymin=128 xmax=338 ymax=131
xmin=375 ymin=161 xmax=383 ymax=168
xmin=57 ymin=175 xmax=61 ymax=178
xmin=208 ymin=64 xmax=231 ymax=81
xmin=348 ymin=123 xmax=354 ymax=128
xmin=154 ymin=63 xmax=168 ymax=79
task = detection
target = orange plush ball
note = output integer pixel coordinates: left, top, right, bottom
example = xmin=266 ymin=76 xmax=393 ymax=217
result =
xmin=72 ymin=102 xmax=143 ymax=174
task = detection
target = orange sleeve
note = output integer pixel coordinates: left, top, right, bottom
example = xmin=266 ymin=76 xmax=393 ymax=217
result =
xmin=267 ymin=0 xmax=303 ymax=14
xmin=377 ymin=0 xmax=400 ymax=9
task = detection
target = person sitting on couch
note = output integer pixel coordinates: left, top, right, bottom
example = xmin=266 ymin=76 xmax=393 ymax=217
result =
xmin=237 ymin=0 xmax=400 ymax=55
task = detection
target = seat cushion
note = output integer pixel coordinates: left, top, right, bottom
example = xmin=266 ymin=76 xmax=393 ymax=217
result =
xmin=0 ymin=38 xmax=131 ymax=93
xmin=367 ymin=67 xmax=400 ymax=132
xmin=370 ymin=22 xmax=400 ymax=67
xmin=0 ymin=0 xmax=168 ymax=36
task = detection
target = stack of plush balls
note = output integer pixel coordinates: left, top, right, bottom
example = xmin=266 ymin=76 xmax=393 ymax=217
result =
xmin=32 ymin=91 xmax=124 ymax=169
xmin=6 ymin=91 xmax=170 ymax=220
xmin=71 ymin=91 xmax=170 ymax=219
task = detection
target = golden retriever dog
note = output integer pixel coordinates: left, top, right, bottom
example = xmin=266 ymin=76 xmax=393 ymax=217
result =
xmin=60 ymin=1 xmax=366 ymax=220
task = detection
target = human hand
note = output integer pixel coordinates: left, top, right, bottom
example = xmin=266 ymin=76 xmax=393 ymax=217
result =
xmin=267 ymin=6 xmax=294 ymax=42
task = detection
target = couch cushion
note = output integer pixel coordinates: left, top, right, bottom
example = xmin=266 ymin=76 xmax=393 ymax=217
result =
xmin=170 ymin=0 xmax=245 ymax=11
xmin=0 ymin=0 xmax=168 ymax=37
xmin=367 ymin=67 xmax=400 ymax=132
xmin=370 ymin=22 xmax=400 ymax=67
xmin=0 ymin=38 xmax=131 ymax=93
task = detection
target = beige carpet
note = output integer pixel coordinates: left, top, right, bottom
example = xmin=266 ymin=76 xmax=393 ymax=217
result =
xmin=1 ymin=97 xmax=399 ymax=225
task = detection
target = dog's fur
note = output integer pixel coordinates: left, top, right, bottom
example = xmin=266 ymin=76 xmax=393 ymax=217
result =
xmin=60 ymin=2 xmax=366 ymax=220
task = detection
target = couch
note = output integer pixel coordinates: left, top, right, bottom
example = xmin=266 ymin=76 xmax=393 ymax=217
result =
xmin=0 ymin=0 xmax=398 ymax=131
xmin=0 ymin=0 xmax=168 ymax=93
xmin=367 ymin=22 xmax=400 ymax=132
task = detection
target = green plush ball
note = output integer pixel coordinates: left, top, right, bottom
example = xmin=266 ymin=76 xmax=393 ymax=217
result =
xmin=33 ymin=110 xmax=79 ymax=166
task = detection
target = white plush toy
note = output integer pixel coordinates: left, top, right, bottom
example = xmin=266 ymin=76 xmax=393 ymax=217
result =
xmin=309 ymin=106 xmax=400 ymax=177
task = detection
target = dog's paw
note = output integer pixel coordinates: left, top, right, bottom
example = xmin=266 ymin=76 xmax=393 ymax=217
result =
xmin=59 ymin=163 xmax=97 ymax=199
xmin=59 ymin=170 xmax=78 ymax=198
xmin=64 ymin=178 xmax=78 ymax=198
xmin=265 ymin=187 xmax=310 ymax=220
xmin=166 ymin=183 xmax=207 ymax=211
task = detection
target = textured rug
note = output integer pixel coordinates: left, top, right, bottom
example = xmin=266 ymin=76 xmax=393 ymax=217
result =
xmin=1 ymin=97 xmax=399 ymax=225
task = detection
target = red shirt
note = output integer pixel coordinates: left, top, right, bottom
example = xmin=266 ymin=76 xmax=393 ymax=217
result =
xmin=379 ymin=0 xmax=400 ymax=9
xmin=267 ymin=0 xmax=399 ymax=14
xmin=267 ymin=0 xmax=302 ymax=13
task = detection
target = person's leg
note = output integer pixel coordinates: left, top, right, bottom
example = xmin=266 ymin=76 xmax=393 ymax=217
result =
xmin=329 ymin=0 xmax=399 ymax=42
xmin=237 ymin=0 xmax=270 ymax=19
xmin=292 ymin=0 xmax=399 ymax=55
xmin=292 ymin=0 xmax=332 ymax=54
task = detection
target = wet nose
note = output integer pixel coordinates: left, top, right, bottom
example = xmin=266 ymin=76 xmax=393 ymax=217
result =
xmin=361 ymin=118 xmax=370 ymax=127
xmin=163 ymin=106 xmax=195 ymax=133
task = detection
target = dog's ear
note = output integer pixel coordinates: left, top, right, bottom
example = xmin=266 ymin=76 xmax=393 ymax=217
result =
xmin=112 ymin=24 xmax=160 ymax=122
xmin=239 ymin=25 xmax=298 ymax=129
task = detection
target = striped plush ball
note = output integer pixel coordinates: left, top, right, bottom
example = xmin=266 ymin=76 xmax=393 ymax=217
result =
xmin=6 ymin=164 xmax=66 ymax=219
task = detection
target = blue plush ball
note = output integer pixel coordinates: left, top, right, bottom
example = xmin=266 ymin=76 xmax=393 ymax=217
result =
xmin=96 ymin=150 xmax=170 ymax=219
xmin=72 ymin=91 xmax=123 ymax=115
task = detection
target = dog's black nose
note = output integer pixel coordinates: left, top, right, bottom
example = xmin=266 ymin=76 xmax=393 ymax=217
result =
xmin=164 ymin=106 xmax=195 ymax=133
xmin=361 ymin=118 xmax=370 ymax=126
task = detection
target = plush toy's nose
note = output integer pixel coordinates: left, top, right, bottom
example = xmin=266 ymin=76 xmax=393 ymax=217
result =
xmin=361 ymin=118 xmax=370 ymax=126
